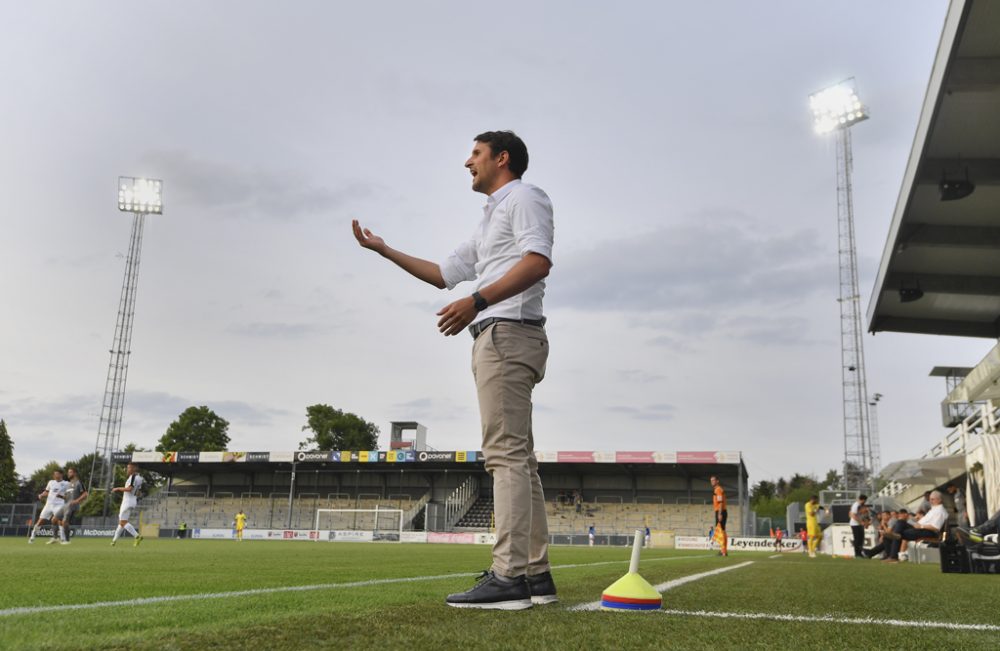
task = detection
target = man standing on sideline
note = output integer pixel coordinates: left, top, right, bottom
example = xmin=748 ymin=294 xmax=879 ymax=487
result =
xmin=59 ymin=467 xmax=88 ymax=544
xmin=28 ymin=469 xmax=68 ymax=545
xmin=849 ymin=494 xmax=868 ymax=558
xmin=111 ymin=463 xmax=144 ymax=547
xmin=710 ymin=476 xmax=728 ymax=557
xmin=352 ymin=131 xmax=554 ymax=610
xmin=805 ymin=495 xmax=824 ymax=558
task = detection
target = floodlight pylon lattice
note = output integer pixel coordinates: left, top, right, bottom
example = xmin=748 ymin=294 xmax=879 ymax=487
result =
xmin=88 ymin=178 xmax=161 ymax=516
xmin=810 ymin=79 xmax=878 ymax=494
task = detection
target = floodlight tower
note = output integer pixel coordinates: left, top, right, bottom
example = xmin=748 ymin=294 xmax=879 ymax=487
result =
xmin=89 ymin=177 xmax=162 ymax=516
xmin=809 ymin=78 xmax=878 ymax=494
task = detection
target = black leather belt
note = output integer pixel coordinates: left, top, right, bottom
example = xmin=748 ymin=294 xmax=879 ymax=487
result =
xmin=469 ymin=316 xmax=546 ymax=340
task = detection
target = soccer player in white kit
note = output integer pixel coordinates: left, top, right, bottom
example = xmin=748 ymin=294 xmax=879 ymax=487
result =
xmin=111 ymin=463 xmax=144 ymax=547
xmin=29 ymin=469 xmax=69 ymax=544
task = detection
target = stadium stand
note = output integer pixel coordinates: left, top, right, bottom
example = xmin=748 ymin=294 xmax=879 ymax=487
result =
xmin=83 ymin=449 xmax=749 ymax=542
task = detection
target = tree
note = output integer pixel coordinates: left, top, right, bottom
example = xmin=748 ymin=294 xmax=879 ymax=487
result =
xmin=0 ymin=420 xmax=17 ymax=502
xmin=750 ymin=480 xmax=775 ymax=501
xmin=158 ymin=406 xmax=230 ymax=452
xmin=299 ymin=404 xmax=379 ymax=450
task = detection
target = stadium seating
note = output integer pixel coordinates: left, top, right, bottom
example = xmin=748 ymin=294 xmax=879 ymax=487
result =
xmin=451 ymin=494 xmax=735 ymax=537
xmin=141 ymin=491 xmax=429 ymax=531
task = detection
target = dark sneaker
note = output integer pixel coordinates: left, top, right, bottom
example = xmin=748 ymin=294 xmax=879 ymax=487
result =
xmin=526 ymin=572 xmax=558 ymax=605
xmin=445 ymin=571 xmax=532 ymax=610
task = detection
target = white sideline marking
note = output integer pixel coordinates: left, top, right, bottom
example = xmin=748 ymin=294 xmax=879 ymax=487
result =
xmin=0 ymin=554 xmax=712 ymax=618
xmin=570 ymin=561 xmax=755 ymax=611
xmin=768 ymin=554 xmax=782 ymax=559
xmin=658 ymin=609 xmax=1000 ymax=632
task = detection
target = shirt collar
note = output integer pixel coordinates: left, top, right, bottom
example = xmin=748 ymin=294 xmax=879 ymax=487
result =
xmin=484 ymin=179 xmax=521 ymax=217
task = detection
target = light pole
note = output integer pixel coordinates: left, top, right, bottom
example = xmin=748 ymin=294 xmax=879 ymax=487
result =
xmin=809 ymin=79 xmax=877 ymax=493
xmin=89 ymin=177 xmax=162 ymax=517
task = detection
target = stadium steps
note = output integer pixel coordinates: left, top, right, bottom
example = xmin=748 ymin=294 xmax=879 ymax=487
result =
xmin=454 ymin=495 xmax=494 ymax=529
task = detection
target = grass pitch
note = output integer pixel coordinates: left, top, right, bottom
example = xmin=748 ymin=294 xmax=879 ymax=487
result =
xmin=1 ymin=538 xmax=998 ymax=650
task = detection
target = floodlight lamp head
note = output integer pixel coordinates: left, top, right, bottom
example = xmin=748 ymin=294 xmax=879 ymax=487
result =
xmin=939 ymin=168 xmax=975 ymax=201
xmin=898 ymin=280 xmax=924 ymax=303
xmin=117 ymin=177 xmax=163 ymax=214
xmin=809 ymin=79 xmax=869 ymax=134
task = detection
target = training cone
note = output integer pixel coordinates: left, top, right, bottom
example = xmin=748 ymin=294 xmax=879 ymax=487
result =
xmin=600 ymin=529 xmax=662 ymax=612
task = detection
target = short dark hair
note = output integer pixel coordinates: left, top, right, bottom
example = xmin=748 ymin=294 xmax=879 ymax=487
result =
xmin=474 ymin=130 xmax=529 ymax=178
xmin=859 ymin=494 xmax=868 ymax=501
xmin=899 ymin=508 xmax=908 ymax=514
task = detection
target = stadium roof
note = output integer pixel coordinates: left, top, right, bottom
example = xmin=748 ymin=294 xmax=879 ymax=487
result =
xmin=945 ymin=341 xmax=1000 ymax=402
xmin=112 ymin=449 xmax=748 ymax=479
xmin=867 ymin=0 xmax=1000 ymax=338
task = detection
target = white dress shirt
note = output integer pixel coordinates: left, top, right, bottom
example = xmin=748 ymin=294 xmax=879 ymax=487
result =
xmin=918 ymin=504 xmax=948 ymax=532
xmin=440 ymin=179 xmax=554 ymax=325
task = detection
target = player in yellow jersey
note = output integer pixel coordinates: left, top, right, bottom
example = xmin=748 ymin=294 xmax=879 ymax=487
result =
xmin=710 ymin=476 xmax=728 ymax=557
xmin=234 ymin=510 xmax=247 ymax=541
xmin=805 ymin=495 xmax=824 ymax=558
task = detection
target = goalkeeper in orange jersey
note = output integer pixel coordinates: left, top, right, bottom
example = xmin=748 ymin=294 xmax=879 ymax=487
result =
xmin=805 ymin=495 xmax=824 ymax=558
xmin=710 ymin=475 xmax=728 ymax=556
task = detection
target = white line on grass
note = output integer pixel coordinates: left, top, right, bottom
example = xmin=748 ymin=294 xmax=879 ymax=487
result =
xmin=570 ymin=561 xmax=755 ymax=611
xmin=658 ymin=609 xmax=1000 ymax=632
xmin=768 ymin=554 xmax=782 ymax=559
xmin=0 ymin=554 xmax=713 ymax=618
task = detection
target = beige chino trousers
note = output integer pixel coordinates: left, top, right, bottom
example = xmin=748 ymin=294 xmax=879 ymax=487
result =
xmin=472 ymin=322 xmax=550 ymax=578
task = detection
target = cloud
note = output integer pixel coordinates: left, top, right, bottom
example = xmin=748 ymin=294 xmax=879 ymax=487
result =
xmin=606 ymin=403 xmax=675 ymax=422
xmin=390 ymin=397 xmax=470 ymax=422
xmin=720 ymin=315 xmax=829 ymax=347
xmin=616 ymin=369 xmax=666 ymax=383
xmin=225 ymin=322 xmax=336 ymax=338
xmin=0 ymin=390 xmax=286 ymax=438
xmin=551 ymin=208 xmax=829 ymax=312
xmin=137 ymin=150 xmax=376 ymax=221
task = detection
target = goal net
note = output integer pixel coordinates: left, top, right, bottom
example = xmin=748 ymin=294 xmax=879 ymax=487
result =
xmin=314 ymin=508 xmax=404 ymax=542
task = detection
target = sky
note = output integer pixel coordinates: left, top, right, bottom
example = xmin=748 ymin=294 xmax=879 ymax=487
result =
xmin=1 ymin=0 xmax=988 ymax=486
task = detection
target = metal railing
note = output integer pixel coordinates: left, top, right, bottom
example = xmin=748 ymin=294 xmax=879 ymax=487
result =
xmin=444 ymin=476 xmax=479 ymax=528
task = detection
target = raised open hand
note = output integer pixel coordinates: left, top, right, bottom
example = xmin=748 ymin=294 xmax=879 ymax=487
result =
xmin=352 ymin=219 xmax=387 ymax=255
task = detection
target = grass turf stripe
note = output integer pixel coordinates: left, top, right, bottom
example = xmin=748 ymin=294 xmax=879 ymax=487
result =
xmin=0 ymin=553 xmax=714 ymax=618
xmin=571 ymin=561 xmax=755 ymax=611
xmin=659 ymin=609 xmax=1000 ymax=632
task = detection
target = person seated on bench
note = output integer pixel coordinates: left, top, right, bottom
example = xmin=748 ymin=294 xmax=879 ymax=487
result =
xmin=882 ymin=491 xmax=948 ymax=563
xmin=956 ymin=509 xmax=1000 ymax=544
xmin=863 ymin=510 xmax=904 ymax=559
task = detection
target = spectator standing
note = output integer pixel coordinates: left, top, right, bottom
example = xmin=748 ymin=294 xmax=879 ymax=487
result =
xmin=849 ymin=494 xmax=868 ymax=558
xmin=946 ymin=483 xmax=969 ymax=528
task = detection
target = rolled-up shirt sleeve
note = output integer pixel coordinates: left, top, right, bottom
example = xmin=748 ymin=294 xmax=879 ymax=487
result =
xmin=510 ymin=186 xmax=554 ymax=264
xmin=440 ymin=238 xmax=478 ymax=290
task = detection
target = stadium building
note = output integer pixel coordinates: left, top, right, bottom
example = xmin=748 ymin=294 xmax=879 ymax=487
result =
xmin=76 ymin=443 xmax=750 ymax=545
xmin=868 ymin=0 xmax=1000 ymax=525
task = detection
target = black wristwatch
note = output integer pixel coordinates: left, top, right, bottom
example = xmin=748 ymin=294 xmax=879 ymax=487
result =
xmin=472 ymin=291 xmax=488 ymax=312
